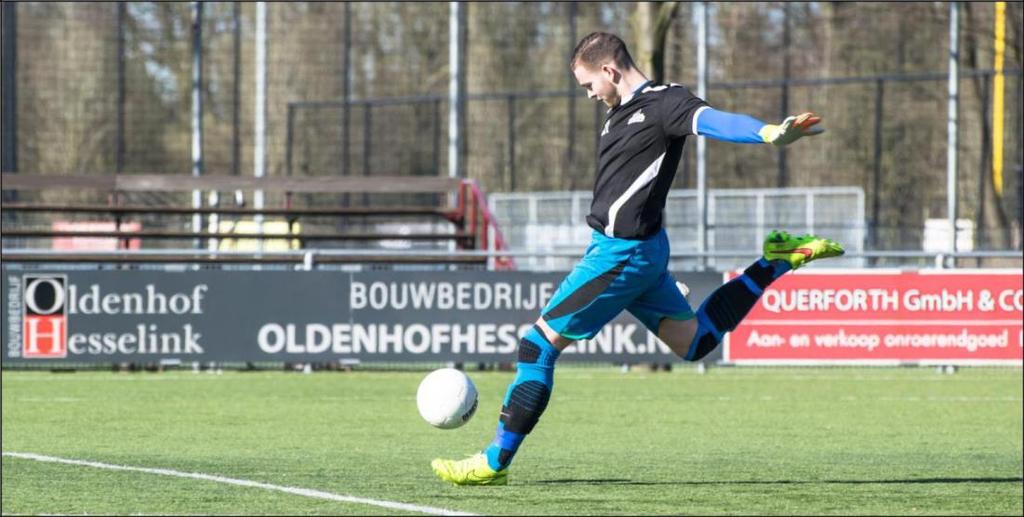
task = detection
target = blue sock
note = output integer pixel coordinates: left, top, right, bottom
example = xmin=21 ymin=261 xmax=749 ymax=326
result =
xmin=684 ymin=258 xmax=790 ymax=361
xmin=483 ymin=325 xmax=560 ymax=471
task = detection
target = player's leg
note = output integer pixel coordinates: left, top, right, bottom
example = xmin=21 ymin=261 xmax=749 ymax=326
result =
xmin=481 ymin=251 xmax=645 ymax=470
xmin=430 ymin=317 xmax=572 ymax=486
xmin=626 ymin=269 xmax=698 ymax=358
xmin=660 ymin=230 xmax=844 ymax=360
xmin=477 ymin=319 xmax=562 ymax=472
xmin=430 ymin=316 xmax=569 ymax=486
xmin=432 ymin=233 xmax=649 ymax=485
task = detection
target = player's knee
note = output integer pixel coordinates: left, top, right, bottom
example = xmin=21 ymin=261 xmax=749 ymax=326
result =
xmin=535 ymin=318 xmax=574 ymax=350
xmin=657 ymin=318 xmax=698 ymax=357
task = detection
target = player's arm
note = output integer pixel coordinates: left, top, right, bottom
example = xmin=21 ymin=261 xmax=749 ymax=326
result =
xmin=659 ymin=86 xmax=823 ymax=146
xmin=694 ymin=108 xmax=824 ymax=146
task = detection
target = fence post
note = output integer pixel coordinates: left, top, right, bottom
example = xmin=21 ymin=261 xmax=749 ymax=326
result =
xmin=254 ymin=1 xmax=267 ymax=253
xmin=361 ymin=104 xmax=372 ymax=206
xmin=286 ymin=104 xmax=294 ymax=177
xmin=191 ymin=1 xmax=204 ymax=250
xmin=947 ymin=1 xmax=960 ymax=257
xmin=342 ymin=1 xmax=352 ymax=178
xmin=433 ymin=99 xmax=441 ymax=175
xmin=232 ymin=2 xmax=241 ymax=176
xmin=777 ymin=2 xmax=790 ymax=187
xmin=116 ymin=3 xmax=126 ymax=175
xmin=448 ymin=2 xmax=466 ymax=181
xmin=871 ymin=78 xmax=884 ymax=254
xmin=472 ymin=187 xmax=478 ymax=249
xmin=696 ymin=1 xmax=708 ymax=271
xmin=508 ymin=95 xmax=516 ymax=191
xmin=112 ymin=192 xmax=125 ymax=250
xmin=977 ymin=72 xmax=991 ymax=252
xmin=1 ymin=1 xmax=16 ymax=178
xmin=566 ymin=1 xmax=577 ymax=178
xmin=487 ymin=221 xmax=496 ymax=271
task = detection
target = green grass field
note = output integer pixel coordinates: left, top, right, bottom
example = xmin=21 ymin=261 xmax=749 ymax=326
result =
xmin=2 ymin=367 xmax=1022 ymax=515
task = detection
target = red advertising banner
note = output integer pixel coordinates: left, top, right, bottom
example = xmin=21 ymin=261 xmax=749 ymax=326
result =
xmin=724 ymin=269 xmax=1024 ymax=365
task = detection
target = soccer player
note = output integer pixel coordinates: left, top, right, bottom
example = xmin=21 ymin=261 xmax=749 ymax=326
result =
xmin=432 ymin=32 xmax=843 ymax=486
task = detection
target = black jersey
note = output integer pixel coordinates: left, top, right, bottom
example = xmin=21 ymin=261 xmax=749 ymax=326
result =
xmin=586 ymin=83 xmax=708 ymax=240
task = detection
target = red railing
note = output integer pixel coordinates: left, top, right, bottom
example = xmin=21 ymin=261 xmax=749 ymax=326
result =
xmin=453 ymin=179 xmax=516 ymax=270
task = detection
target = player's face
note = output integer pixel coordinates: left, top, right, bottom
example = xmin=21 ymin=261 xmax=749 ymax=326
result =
xmin=573 ymin=63 xmax=620 ymax=108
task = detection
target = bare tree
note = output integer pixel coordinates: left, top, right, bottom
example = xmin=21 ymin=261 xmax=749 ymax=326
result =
xmin=631 ymin=2 xmax=680 ymax=84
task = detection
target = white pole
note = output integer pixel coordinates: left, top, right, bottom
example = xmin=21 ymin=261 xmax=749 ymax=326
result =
xmin=447 ymin=2 xmax=464 ymax=259
xmin=696 ymin=2 xmax=708 ymax=270
xmin=255 ymin=2 xmax=267 ymax=252
xmin=191 ymin=2 xmax=203 ymax=249
xmin=947 ymin=1 xmax=959 ymax=256
xmin=448 ymin=1 xmax=462 ymax=180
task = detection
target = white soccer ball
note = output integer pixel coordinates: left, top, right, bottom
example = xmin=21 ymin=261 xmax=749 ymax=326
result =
xmin=416 ymin=368 xmax=479 ymax=429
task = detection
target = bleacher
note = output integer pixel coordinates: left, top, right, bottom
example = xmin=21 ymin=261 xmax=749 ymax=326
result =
xmin=1 ymin=174 xmax=513 ymax=269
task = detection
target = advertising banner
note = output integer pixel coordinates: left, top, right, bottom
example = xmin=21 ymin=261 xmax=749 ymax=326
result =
xmin=724 ymin=269 xmax=1024 ymax=365
xmin=2 ymin=270 xmax=722 ymax=365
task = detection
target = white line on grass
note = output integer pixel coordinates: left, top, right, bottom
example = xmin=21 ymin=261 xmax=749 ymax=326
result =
xmin=2 ymin=452 xmax=475 ymax=516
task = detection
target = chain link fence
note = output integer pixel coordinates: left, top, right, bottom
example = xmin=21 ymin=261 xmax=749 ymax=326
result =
xmin=3 ymin=2 xmax=1022 ymax=253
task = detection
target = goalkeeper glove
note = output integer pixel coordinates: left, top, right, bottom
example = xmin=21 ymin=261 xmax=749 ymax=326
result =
xmin=758 ymin=112 xmax=824 ymax=146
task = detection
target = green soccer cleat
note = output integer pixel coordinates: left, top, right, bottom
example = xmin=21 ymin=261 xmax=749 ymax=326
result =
xmin=431 ymin=453 xmax=508 ymax=486
xmin=763 ymin=230 xmax=844 ymax=270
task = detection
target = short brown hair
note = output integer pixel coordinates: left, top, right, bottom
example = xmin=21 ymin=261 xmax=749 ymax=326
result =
xmin=570 ymin=32 xmax=635 ymax=71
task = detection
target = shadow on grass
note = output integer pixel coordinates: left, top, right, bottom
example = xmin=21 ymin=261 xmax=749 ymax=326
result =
xmin=531 ymin=477 xmax=1023 ymax=486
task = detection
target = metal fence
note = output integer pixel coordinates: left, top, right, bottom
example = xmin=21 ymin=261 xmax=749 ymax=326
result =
xmin=4 ymin=247 xmax=1021 ymax=274
xmin=286 ymin=67 xmax=1023 ymax=253
xmin=489 ymin=187 xmax=866 ymax=271
xmin=3 ymin=2 xmax=1022 ymax=254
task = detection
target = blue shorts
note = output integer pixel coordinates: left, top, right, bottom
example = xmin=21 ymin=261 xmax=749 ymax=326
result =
xmin=541 ymin=229 xmax=695 ymax=340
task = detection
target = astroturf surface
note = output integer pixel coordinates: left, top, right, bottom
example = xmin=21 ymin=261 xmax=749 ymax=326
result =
xmin=2 ymin=367 xmax=1022 ymax=515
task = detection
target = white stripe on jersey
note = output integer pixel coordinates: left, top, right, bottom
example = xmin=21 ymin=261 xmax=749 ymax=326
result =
xmin=691 ymin=105 xmax=711 ymax=135
xmin=604 ymin=152 xmax=666 ymax=238
xmin=642 ymin=83 xmax=708 ymax=135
